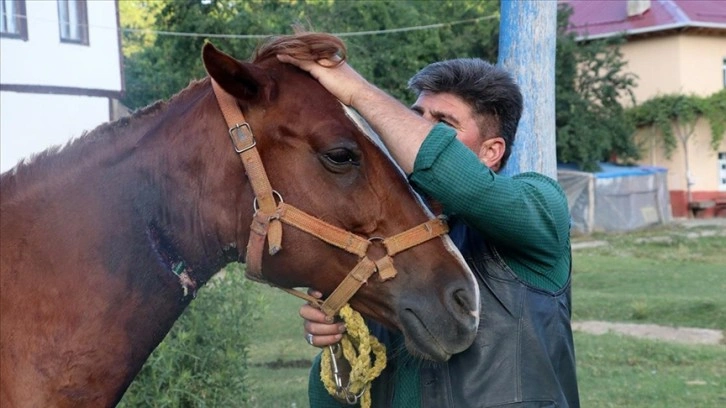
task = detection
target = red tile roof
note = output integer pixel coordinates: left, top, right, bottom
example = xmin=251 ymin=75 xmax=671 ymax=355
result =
xmin=560 ymin=0 xmax=726 ymax=39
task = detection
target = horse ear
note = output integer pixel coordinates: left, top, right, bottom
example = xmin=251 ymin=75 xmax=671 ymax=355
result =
xmin=202 ymin=42 xmax=271 ymax=105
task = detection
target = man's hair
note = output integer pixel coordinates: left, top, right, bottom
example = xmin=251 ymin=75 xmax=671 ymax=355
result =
xmin=408 ymin=58 xmax=523 ymax=169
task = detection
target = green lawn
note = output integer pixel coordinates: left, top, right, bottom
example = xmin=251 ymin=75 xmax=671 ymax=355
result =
xmin=245 ymin=286 xmax=319 ymax=408
xmin=245 ymin=222 xmax=726 ymax=407
xmin=576 ymin=333 xmax=725 ymax=407
xmin=572 ymin=228 xmax=725 ymax=330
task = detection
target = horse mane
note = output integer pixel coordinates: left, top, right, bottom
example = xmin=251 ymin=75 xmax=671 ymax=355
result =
xmin=253 ymin=32 xmax=347 ymax=64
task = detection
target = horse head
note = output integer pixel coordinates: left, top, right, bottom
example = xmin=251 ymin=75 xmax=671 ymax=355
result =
xmin=202 ymin=35 xmax=479 ymax=361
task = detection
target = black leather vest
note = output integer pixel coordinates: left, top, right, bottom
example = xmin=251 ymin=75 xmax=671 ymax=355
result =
xmin=370 ymin=223 xmax=580 ymax=407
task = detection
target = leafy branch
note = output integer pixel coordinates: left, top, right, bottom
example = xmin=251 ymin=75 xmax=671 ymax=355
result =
xmin=628 ymin=90 xmax=726 ymax=158
xmin=627 ymin=90 xmax=726 ymax=204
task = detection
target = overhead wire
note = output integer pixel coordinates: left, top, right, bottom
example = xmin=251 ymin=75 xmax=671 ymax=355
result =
xmin=5 ymin=12 xmax=499 ymax=40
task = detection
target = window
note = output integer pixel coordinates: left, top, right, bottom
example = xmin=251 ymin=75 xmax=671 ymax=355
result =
xmin=57 ymin=0 xmax=88 ymax=44
xmin=0 ymin=0 xmax=27 ymax=40
xmin=719 ymin=152 xmax=726 ymax=191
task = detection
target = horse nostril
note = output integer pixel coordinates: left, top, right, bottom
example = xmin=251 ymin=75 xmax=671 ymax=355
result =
xmin=453 ymin=288 xmax=472 ymax=314
xmin=444 ymin=284 xmax=479 ymax=338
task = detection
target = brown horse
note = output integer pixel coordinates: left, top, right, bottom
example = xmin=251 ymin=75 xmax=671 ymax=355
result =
xmin=0 ymin=33 xmax=479 ymax=407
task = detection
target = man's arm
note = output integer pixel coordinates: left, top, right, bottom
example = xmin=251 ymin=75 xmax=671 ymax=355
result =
xmin=411 ymin=125 xmax=571 ymax=290
xmin=277 ymin=55 xmax=432 ymax=174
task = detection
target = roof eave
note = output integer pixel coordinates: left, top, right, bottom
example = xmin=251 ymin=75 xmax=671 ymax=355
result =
xmin=573 ymin=21 xmax=726 ymax=41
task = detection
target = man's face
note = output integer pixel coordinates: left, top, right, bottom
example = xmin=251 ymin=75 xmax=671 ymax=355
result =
xmin=411 ymin=91 xmax=482 ymax=153
xmin=411 ymin=91 xmax=504 ymax=171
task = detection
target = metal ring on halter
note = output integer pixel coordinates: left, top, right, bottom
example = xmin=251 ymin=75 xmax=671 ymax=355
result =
xmin=367 ymin=236 xmax=386 ymax=255
xmin=253 ymin=190 xmax=284 ymax=213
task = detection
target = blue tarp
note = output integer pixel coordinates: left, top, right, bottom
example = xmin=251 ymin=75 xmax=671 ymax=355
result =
xmin=557 ymin=162 xmax=668 ymax=179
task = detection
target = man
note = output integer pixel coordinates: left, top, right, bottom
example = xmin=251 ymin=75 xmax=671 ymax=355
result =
xmin=278 ymin=54 xmax=580 ymax=407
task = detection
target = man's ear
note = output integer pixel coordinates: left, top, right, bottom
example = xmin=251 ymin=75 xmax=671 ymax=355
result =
xmin=477 ymin=137 xmax=505 ymax=171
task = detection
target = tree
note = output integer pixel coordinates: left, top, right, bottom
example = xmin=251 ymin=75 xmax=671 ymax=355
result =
xmin=311 ymin=0 xmax=499 ymax=103
xmin=628 ymin=90 xmax=726 ymax=203
xmin=120 ymin=1 xmax=638 ymax=172
xmin=554 ymin=4 xmax=639 ymax=171
xmin=121 ymin=0 xmax=303 ymax=109
xmin=118 ymin=0 xmax=160 ymax=57
xmin=120 ymin=0 xmax=500 ymax=109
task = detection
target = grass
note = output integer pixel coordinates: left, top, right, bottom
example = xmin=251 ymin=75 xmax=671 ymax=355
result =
xmin=245 ymin=286 xmax=318 ymax=408
xmin=572 ymin=227 xmax=726 ymax=330
xmin=242 ymin=222 xmax=726 ymax=407
xmin=576 ymin=333 xmax=725 ymax=407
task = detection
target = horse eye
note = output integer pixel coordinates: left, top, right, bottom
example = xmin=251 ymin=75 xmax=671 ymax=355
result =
xmin=324 ymin=148 xmax=360 ymax=166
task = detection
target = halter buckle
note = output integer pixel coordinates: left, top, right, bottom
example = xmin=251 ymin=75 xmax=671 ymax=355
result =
xmin=229 ymin=122 xmax=256 ymax=153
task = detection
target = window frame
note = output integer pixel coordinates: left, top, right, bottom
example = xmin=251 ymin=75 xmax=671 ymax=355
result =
xmin=57 ymin=0 xmax=88 ymax=45
xmin=0 ymin=0 xmax=28 ymax=40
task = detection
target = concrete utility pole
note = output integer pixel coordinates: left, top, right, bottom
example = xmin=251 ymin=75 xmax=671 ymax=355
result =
xmin=498 ymin=0 xmax=557 ymax=179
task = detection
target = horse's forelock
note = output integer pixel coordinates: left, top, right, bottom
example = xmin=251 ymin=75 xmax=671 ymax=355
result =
xmin=254 ymin=33 xmax=347 ymax=64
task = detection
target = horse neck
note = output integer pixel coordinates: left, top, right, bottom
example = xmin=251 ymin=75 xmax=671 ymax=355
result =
xmin=122 ymin=79 xmax=252 ymax=284
xmin=0 ymin=79 xmax=253 ymax=405
xmin=4 ymin=78 xmax=249 ymax=276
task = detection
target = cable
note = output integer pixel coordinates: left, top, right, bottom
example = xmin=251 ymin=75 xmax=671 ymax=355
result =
xmin=5 ymin=12 xmax=499 ymax=40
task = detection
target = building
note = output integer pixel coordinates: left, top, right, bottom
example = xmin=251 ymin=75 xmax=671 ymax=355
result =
xmin=562 ymin=0 xmax=726 ymax=217
xmin=0 ymin=0 xmax=124 ymax=173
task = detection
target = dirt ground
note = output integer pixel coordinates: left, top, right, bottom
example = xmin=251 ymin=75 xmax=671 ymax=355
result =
xmin=572 ymin=321 xmax=724 ymax=345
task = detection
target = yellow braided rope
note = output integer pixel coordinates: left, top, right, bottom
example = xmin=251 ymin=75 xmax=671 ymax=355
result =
xmin=320 ymin=304 xmax=387 ymax=407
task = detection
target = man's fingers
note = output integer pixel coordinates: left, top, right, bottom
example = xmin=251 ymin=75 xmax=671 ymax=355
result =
xmin=276 ymin=54 xmax=297 ymax=64
xmin=277 ymin=54 xmax=338 ymax=68
xmin=317 ymin=55 xmax=342 ymax=67
xmin=276 ymin=54 xmax=313 ymax=71
xmin=306 ymin=288 xmax=323 ymax=298
xmin=305 ymin=320 xmax=346 ymax=336
xmin=299 ymin=303 xmax=328 ymax=322
xmin=278 ymin=54 xmax=359 ymax=106
xmin=298 ymin=288 xmax=345 ymax=348
xmin=305 ymin=332 xmax=343 ymax=348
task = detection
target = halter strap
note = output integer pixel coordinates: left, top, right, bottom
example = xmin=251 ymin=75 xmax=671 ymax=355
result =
xmin=210 ymin=79 xmax=449 ymax=318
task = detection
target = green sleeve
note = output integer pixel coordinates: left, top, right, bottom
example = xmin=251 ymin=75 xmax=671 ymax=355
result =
xmin=410 ymin=124 xmax=571 ymax=291
xmin=308 ymin=353 xmax=348 ymax=407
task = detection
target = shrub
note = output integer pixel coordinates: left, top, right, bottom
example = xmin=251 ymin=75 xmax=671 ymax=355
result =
xmin=118 ymin=265 xmax=261 ymax=407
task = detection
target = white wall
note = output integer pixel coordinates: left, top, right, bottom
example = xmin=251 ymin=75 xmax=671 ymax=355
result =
xmin=0 ymin=0 xmax=122 ymax=90
xmin=0 ymin=1 xmax=122 ymax=173
xmin=0 ymin=91 xmax=109 ymax=172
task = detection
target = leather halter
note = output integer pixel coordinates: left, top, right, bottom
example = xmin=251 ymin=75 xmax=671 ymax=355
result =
xmin=211 ymin=79 xmax=449 ymax=318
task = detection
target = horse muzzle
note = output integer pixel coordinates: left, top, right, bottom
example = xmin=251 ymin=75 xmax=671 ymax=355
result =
xmin=396 ymin=277 xmax=480 ymax=362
